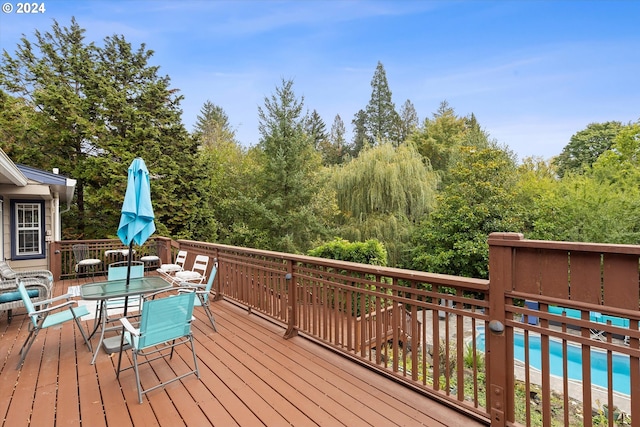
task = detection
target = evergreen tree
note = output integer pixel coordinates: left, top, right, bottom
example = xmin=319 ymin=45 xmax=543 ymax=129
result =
xmin=319 ymin=114 xmax=349 ymax=165
xmin=255 ymin=79 xmax=329 ymax=252
xmin=193 ymin=100 xmax=236 ymax=148
xmin=398 ymin=99 xmax=419 ymax=143
xmin=0 ymin=18 xmax=214 ymax=241
xmin=0 ymin=91 xmax=47 ymax=165
xmin=361 ymin=61 xmax=401 ymax=145
xmin=351 ymin=109 xmax=368 ymax=157
xmin=305 ymin=109 xmax=328 ymax=151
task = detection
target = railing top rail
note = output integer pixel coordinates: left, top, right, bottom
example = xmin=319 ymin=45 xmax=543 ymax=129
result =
xmin=489 ymin=232 xmax=640 ymax=255
xmin=179 ymin=240 xmax=490 ymax=291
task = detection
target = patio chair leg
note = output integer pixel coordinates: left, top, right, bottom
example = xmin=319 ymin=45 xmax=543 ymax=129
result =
xmin=132 ymin=351 xmax=143 ymax=404
xmin=17 ymin=329 xmax=39 ymax=369
xmin=116 ymin=331 xmax=127 ymax=379
xmin=590 ymin=328 xmax=605 ymax=341
xmin=190 ymin=335 xmax=200 ymax=379
xmin=72 ymin=312 xmax=93 ymax=352
xmin=201 ymin=303 xmax=217 ymax=332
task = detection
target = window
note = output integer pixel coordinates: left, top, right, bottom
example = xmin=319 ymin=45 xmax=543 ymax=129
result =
xmin=11 ymin=200 xmax=45 ymax=259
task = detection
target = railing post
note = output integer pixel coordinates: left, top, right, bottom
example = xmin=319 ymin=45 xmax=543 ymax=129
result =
xmin=213 ymin=249 xmax=223 ymax=301
xmin=284 ymin=259 xmax=297 ymax=339
xmin=487 ymin=232 xmax=523 ymax=427
xmin=49 ymin=241 xmax=62 ymax=280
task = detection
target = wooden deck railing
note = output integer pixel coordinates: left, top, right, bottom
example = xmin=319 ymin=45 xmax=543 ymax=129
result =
xmin=48 ymin=237 xmax=176 ymax=280
xmin=49 ymin=233 xmax=640 ymax=427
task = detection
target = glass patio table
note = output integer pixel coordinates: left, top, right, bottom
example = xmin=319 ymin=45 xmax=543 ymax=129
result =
xmin=81 ymin=276 xmax=172 ymax=364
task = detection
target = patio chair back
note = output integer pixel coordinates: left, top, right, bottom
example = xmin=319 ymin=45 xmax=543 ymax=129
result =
xmin=171 ymin=250 xmax=188 ymax=270
xmin=108 ymin=261 xmax=144 ymax=281
xmin=72 ymin=244 xmax=101 ymax=279
xmin=201 ymin=262 xmax=217 ymax=303
xmin=138 ymin=291 xmax=196 ymax=349
xmin=18 ymin=281 xmax=40 ymax=329
xmin=188 ymin=254 xmax=209 ymax=280
xmin=174 ymin=254 xmax=209 ymax=285
xmin=158 ymin=249 xmax=188 ymax=275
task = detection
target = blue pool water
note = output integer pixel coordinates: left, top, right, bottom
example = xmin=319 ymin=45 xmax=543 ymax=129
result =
xmin=476 ymin=329 xmax=631 ymax=395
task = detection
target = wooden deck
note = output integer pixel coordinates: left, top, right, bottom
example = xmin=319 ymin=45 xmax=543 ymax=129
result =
xmin=1 ymin=278 xmax=483 ymax=427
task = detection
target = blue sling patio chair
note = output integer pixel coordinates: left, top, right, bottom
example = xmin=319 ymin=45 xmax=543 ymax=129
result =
xmin=116 ymin=289 xmax=199 ymax=403
xmin=87 ymin=261 xmax=146 ymax=362
xmin=178 ymin=260 xmax=218 ymax=331
xmin=102 ymin=261 xmax=145 ymax=321
xmin=16 ymin=279 xmax=92 ymax=369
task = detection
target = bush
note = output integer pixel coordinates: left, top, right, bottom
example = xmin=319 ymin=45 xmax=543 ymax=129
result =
xmin=308 ymin=237 xmax=388 ymax=266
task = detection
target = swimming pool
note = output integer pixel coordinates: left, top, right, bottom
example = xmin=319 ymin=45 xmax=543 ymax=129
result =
xmin=476 ymin=329 xmax=631 ymax=395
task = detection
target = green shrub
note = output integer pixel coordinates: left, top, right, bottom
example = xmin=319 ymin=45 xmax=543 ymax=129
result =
xmin=308 ymin=237 xmax=388 ymax=266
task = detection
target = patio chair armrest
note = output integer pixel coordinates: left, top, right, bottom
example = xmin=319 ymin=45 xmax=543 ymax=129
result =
xmin=140 ymin=287 xmax=174 ymax=302
xmin=1 ymin=277 xmax=47 ymax=291
xmin=156 ymin=269 xmax=177 ymax=283
xmin=28 ymin=299 xmax=76 ymax=316
xmin=178 ymin=283 xmax=205 ymax=291
xmin=41 ymin=292 xmax=74 ymax=305
xmin=156 ymin=268 xmax=172 ymax=276
xmin=4 ymin=278 xmax=51 ymax=301
xmin=179 ymin=289 xmax=208 ymax=297
xmin=0 ymin=281 xmax=18 ymax=291
xmin=119 ymin=317 xmax=140 ymax=336
xmin=14 ymin=270 xmax=53 ymax=282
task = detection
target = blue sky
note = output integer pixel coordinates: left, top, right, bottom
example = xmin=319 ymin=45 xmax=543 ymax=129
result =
xmin=1 ymin=0 xmax=638 ymax=161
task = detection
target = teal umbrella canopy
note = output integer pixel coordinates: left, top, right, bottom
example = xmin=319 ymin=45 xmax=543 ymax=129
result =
xmin=117 ymin=158 xmax=156 ymax=247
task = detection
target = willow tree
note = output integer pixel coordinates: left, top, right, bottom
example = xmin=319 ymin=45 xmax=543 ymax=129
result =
xmin=332 ymin=142 xmax=439 ymax=266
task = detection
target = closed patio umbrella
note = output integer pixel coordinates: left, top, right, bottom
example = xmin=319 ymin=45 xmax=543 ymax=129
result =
xmin=117 ymin=158 xmax=156 ymax=297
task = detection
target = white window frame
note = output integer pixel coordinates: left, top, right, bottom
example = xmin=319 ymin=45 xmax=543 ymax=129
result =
xmin=11 ymin=200 xmax=45 ymax=260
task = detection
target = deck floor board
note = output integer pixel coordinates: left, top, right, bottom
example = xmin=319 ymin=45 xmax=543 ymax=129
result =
xmin=0 ymin=278 xmax=485 ymax=427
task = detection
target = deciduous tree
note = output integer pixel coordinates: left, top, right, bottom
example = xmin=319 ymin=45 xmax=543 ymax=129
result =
xmin=411 ymin=146 xmax=520 ymax=278
xmin=553 ymin=121 xmax=622 ymax=178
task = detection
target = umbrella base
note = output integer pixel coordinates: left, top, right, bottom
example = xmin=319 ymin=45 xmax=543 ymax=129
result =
xmin=102 ymin=335 xmax=131 ymax=354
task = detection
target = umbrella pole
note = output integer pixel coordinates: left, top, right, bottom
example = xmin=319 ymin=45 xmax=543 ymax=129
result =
xmin=123 ymin=241 xmax=133 ymax=314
